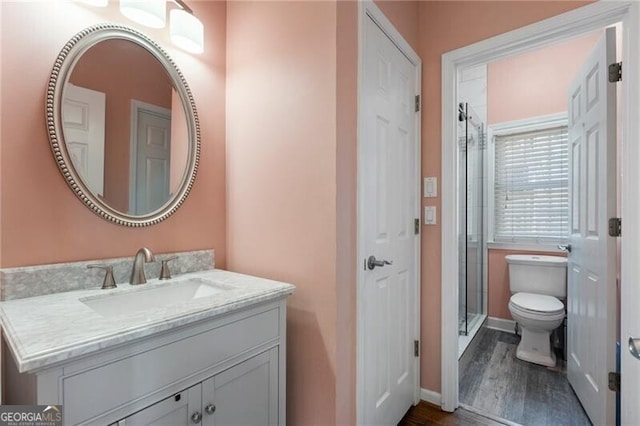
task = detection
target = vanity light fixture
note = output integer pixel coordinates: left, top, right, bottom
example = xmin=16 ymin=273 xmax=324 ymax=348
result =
xmin=169 ymin=0 xmax=204 ymax=54
xmin=78 ymin=0 xmax=203 ymax=55
xmin=119 ymin=0 xmax=167 ymax=29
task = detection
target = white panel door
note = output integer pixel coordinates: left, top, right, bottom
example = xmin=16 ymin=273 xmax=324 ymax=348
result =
xmin=62 ymin=83 xmax=106 ymax=196
xmin=361 ymin=15 xmax=418 ymax=425
xmin=131 ymin=106 xmax=171 ymax=215
xmin=566 ymin=27 xmax=617 ymax=426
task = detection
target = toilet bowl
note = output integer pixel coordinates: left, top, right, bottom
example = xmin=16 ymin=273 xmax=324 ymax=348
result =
xmin=506 ymin=255 xmax=567 ymax=367
xmin=509 ymin=292 xmax=565 ymax=366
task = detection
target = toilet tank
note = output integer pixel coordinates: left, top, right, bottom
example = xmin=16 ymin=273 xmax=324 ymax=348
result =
xmin=505 ymin=254 xmax=567 ymax=298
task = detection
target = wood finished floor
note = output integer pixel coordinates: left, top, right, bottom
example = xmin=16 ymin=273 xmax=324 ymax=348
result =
xmin=459 ymin=328 xmax=591 ymax=426
xmin=398 ymin=401 xmax=509 ymax=426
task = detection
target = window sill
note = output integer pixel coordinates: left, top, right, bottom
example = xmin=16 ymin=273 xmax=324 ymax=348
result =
xmin=486 ymin=241 xmax=566 ymax=253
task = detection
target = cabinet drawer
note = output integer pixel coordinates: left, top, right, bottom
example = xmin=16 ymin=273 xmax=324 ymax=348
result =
xmin=63 ymin=308 xmax=279 ymax=425
xmin=119 ymin=384 xmax=202 ymax=426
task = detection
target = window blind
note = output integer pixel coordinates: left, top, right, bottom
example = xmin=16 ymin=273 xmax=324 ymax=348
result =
xmin=494 ymin=126 xmax=568 ymax=243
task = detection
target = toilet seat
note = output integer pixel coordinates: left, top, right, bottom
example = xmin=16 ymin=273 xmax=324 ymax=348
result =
xmin=509 ymin=292 xmax=564 ymax=320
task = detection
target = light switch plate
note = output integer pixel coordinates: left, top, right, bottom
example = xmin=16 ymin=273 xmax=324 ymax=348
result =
xmin=424 ymin=177 xmax=437 ymax=198
xmin=424 ymin=206 xmax=437 ymax=225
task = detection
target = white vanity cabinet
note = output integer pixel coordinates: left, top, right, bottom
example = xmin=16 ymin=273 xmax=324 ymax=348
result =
xmin=4 ymin=298 xmax=287 ymax=426
xmin=118 ymin=347 xmax=278 ymax=426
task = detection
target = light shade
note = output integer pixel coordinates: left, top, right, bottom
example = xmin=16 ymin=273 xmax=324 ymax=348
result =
xmin=170 ymin=8 xmax=204 ymax=54
xmin=75 ymin=0 xmax=108 ymax=6
xmin=120 ymin=0 xmax=167 ymax=28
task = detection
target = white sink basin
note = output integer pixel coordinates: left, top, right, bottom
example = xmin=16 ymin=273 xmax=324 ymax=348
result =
xmin=81 ymin=278 xmax=231 ymax=317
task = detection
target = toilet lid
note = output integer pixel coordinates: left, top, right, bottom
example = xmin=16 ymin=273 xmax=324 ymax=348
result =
xmin=510 ymin=292 xmax=564 ymax=314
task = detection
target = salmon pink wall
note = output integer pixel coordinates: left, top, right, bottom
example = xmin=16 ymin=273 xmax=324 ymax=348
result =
xmin=226 ymin=1 xmax=418 ymax=424
xmin=0 ymin=2 xmax=226 ymax=268
xmin=417 ymin=0 xmax=592 ymax=393
xmin=488 ymin=33 xmax=600 ymax=125
xmin=376 ymin=1 xmax=420 ymax=51
xmin=335 ymin=2 xmax=358 ymax=424
xmin=226 ymin=3 xmax=338 ymax=424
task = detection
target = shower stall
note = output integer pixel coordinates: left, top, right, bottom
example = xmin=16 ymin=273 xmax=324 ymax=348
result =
xmin=458 ymin=102 xmax=486 ymax=341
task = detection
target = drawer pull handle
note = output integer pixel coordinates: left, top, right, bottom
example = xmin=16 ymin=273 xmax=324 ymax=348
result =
xmin=205 ymin=404 xmax=216 ymax=415
xmin=191 ymin=412 xmax=202 ymax=423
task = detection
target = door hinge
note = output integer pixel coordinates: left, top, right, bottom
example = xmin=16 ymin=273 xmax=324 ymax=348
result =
xmin=415 ymin=95 xmax=420 ymax=112
xmin=414 ymin=218 xmax=420 ymax=235
xmin=608 ymin=62 xmax=622 ymax=83
xmin=608 ymin=217 xmax=621 ymax=237
xmin=414 ymin=340 xmax=420 ymax=357
xmin=608 ymin=371 xmax=620 ymax=392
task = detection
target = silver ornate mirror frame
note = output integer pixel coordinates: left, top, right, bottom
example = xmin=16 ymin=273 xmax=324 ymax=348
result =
xmin=46 ymin=23 xmax=200 ymax=227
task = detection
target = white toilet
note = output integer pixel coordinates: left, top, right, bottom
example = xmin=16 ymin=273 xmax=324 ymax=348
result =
xmin=506 ymin=254 xmax=567 ymax=367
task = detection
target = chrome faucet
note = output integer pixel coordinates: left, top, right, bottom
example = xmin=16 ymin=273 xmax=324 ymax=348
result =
xmin=130 ymin=247 xmax=155 ymax=285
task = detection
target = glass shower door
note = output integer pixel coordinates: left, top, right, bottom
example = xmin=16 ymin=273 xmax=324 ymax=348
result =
xmin=458 ymin=103 xmax=484 ymax=336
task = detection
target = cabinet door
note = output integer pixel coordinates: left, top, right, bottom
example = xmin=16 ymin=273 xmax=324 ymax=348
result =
xmin=121 ymin=384 xmax=202 ymax=426
xmin=202 ymin=348 xmax=278 ymax=426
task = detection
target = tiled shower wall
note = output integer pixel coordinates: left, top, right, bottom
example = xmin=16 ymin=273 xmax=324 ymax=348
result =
xmin=459 ymin=64 xmax=487 ymax=125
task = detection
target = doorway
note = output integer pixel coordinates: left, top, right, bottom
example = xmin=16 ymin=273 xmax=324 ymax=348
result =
xmin=456 ymin=32 xmax=604 ymax=422
xmin=440 ymin=2 xmax=640 ymax=425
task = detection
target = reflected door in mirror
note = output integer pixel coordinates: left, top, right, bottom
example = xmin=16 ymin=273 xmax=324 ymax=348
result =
xmin=131 ymin=104 xmax=171 ymax=215
xmin=63 ymin=84 xmax=106 ymax=196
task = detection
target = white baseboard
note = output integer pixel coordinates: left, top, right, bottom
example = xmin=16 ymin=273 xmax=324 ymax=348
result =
xmin=486 ymin=316 xmax=516 ymax=334
xmin=420 ymin=388 xmax=441 ymax=406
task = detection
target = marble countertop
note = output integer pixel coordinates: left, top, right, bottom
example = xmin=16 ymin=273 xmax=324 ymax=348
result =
xmin=0 ymin=269 xmax=295 ymax=373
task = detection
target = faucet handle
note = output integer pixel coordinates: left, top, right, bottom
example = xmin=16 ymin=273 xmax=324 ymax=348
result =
xmin=87 ymin=264 xmax=117 ymax=290
xmin=159 ymin=256 xmax=179 ymax=280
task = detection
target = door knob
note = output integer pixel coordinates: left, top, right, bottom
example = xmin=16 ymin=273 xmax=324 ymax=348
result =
xmin=558 ymin=244 xmax=572 ymax=253
xmin=191 ymin=412 xmax=202 ymax=423
xmin=629 ymin=337 xmax=640 ymax=360
xmin=367 ymin=255 xmax=393 ymax=270
xmin=205 ymin=404 xmax=216 ymax=415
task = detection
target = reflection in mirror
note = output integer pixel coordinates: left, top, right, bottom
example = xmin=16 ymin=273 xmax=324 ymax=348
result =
xmin=63 ymin=39 xmax=189 ymax=216
xmin=47 ymin=24 xmax=199 ymax=227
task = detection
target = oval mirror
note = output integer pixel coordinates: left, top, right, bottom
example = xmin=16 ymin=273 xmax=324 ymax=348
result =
xmin=47 ymin=24 xmax=200 ymax=227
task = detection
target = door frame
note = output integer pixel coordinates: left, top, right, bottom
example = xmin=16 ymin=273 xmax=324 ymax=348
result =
xmin=440 ymin=1 xmax=640 ymax=421
xmin=357 ymin=1 xmax=422 ymax=423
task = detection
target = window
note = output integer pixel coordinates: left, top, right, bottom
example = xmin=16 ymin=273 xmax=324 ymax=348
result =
xmin=492 ymin=119 xmax=568 ymax=244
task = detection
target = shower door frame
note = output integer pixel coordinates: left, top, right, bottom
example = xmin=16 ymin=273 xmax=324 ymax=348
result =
xmin=439 ymin=1 xmax=640 ymax=421
xmin=458 ymin=102 xmax=485 ymax=338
